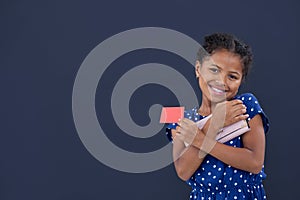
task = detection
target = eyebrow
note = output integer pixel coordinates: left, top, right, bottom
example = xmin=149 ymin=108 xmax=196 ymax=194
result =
xmin=211 ymin=64 xmax=221 ymax=68
xmin=229 ymin=71 xmax=241 ymax=76
xmin=211 ymin=64 xmax=241 ymax=76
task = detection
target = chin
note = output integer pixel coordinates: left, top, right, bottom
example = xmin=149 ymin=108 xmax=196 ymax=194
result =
xmin=210 ymin=96 xmax=227 ymax=103
xmin=210 ymin=93 xmax=235 ymax=103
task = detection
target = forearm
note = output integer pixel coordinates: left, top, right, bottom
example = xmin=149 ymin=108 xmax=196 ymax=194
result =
xmin=172 ymin=134 xmax=206 ymax=181
xmin=205 ymin=115 xmax=265 ymax=174
xmin=172 ymin=120 xmax=219 ymax=181
xmin=193 ymin=136 xmax=264 ymax=174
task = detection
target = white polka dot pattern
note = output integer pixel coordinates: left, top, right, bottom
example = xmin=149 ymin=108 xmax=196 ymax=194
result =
xmin=165 ymin=93 xmax=269 ymax=199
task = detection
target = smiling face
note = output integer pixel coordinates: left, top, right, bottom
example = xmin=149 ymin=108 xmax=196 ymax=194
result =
xmin=196 ymin=49 xmax=243 ymax=103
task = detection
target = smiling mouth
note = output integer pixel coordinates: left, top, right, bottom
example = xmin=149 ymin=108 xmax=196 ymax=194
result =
xmin=209 ymin=85 xmax=228 ymax=95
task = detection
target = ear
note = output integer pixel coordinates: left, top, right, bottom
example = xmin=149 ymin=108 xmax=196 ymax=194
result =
xmin=195 ymin=60 xmax=201 ymax=78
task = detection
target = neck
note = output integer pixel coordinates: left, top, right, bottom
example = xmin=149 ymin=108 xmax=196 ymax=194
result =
xmin=198 ymin=95 xmax=218 ymax=116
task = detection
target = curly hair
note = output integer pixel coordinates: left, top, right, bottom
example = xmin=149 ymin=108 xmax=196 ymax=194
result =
xmin=197 ymin=33 xmax=253 ymax=80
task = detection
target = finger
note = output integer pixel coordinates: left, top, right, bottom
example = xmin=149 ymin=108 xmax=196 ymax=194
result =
xmin=236 ymin=114 xmax=250 ymax=121
xmin=179 ymin=129 xmax=188 ymax=137
xmin=230 ymin=99 xmax=243 ymax=106
xmin=178 ymin=120 xmax=193 ymax=129
xmin=231 ymin=106 xmax=247 ymax=117
xmin=177 ymin=131 xmax=192 ymax=143
xmin=230 ymin=114 xmax=249 ymax=124
xmin=177 ymin=121 xmax=187 ymax=130
xmin=231 ymin=103 xmax=246 ymax=110
xmin=177 ymin=119 xmax=182 ymax=127
xmin=229 ymin=103 xmax=246 ymax=113
xmin=175 ymin=126 xmax=183 ymax=134
xmin=175 ymin=133 xmax=185 ymax=141
xmin=178 ymin=117 xmax=192 ymax=125
xmin=181 ymin=118 xmax=194 ymax=125
xmin=177 ymin=119 xmax=185 ymax=127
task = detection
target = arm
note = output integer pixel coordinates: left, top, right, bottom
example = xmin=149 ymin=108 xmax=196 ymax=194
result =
xmin=193 ymin=114 xmax=265 ymax=174
xmin=172 ymin=127 xmax=210 ymax=181
xmin=173 ymin=100 xmax=248 ymax=180
xmin=172 ymin=117 xmax=222 ymax=181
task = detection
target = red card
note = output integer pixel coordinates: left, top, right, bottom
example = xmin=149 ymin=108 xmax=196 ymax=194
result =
xmin=160 ymin=107 xmax=184 ymax=123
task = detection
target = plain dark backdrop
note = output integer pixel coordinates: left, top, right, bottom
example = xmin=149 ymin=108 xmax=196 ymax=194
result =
xmin=1 ymin=0 xmax=300 ymax=199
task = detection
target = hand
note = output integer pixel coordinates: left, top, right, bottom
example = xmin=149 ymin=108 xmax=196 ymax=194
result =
xmin=175 ymin=118 xmax=199 ymax=146
xmin=176 ymin=118 xmax=218 ymax=159
xmin=211 ymin=99 xmax=249 ymax=130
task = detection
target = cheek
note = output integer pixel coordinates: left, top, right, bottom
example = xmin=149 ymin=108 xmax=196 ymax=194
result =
xmin=198 ymin=76 xmax=207 ymax=89
xmin=229 ymin=80 xmax=242 ymax=91
xmin=199 ymin=70 xmax=215 ymax=85
xmin=199 ymin=68 xmax=215 ymax=81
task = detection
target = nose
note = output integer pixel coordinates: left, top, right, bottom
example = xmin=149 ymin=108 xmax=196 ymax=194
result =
xmin=215 ymin=73 xmax=227 ymax=87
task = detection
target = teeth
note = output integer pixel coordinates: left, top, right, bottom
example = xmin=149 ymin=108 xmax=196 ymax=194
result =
xmin=211 ymin=86 xmax=225 ymax=93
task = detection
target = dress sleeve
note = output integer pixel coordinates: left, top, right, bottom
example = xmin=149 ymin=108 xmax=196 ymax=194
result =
xmin=165 ymin=123 xmax=178 ymax=142
xmin=236 ymin=93 xmax=270 ymax=134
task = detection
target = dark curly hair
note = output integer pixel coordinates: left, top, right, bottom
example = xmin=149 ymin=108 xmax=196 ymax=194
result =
xmin=197 ymin=33 xmax=253 ymax=80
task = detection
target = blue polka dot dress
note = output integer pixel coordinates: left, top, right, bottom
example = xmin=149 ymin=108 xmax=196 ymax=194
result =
xmin=166 ymin=93 xmax=270 ymax=200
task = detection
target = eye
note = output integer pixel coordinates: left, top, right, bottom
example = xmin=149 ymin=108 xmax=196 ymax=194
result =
xmin=209 ymin=67 xmax=219 ymax=73
xmin=228 ymin=74 xmax=238 ymax=80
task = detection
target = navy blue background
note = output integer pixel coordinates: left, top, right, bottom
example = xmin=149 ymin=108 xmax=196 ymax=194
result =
xmin=1 ymin=0 xmax=299 ymax=199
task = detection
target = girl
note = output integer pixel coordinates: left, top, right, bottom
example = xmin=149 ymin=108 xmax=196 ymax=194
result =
xmin=166 ymin=33 xmax=269 ymax=200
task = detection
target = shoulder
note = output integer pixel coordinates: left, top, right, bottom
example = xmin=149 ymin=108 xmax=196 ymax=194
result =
xmin=183 ymin=106 xmax=202 ymax=121
xmin=235 ymin=93 xmax=258 ymax=103
xmin=235 ymin=93 xmax=261 ymax=112
xmin=235 ymin=93 xmax=270 ymax=134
